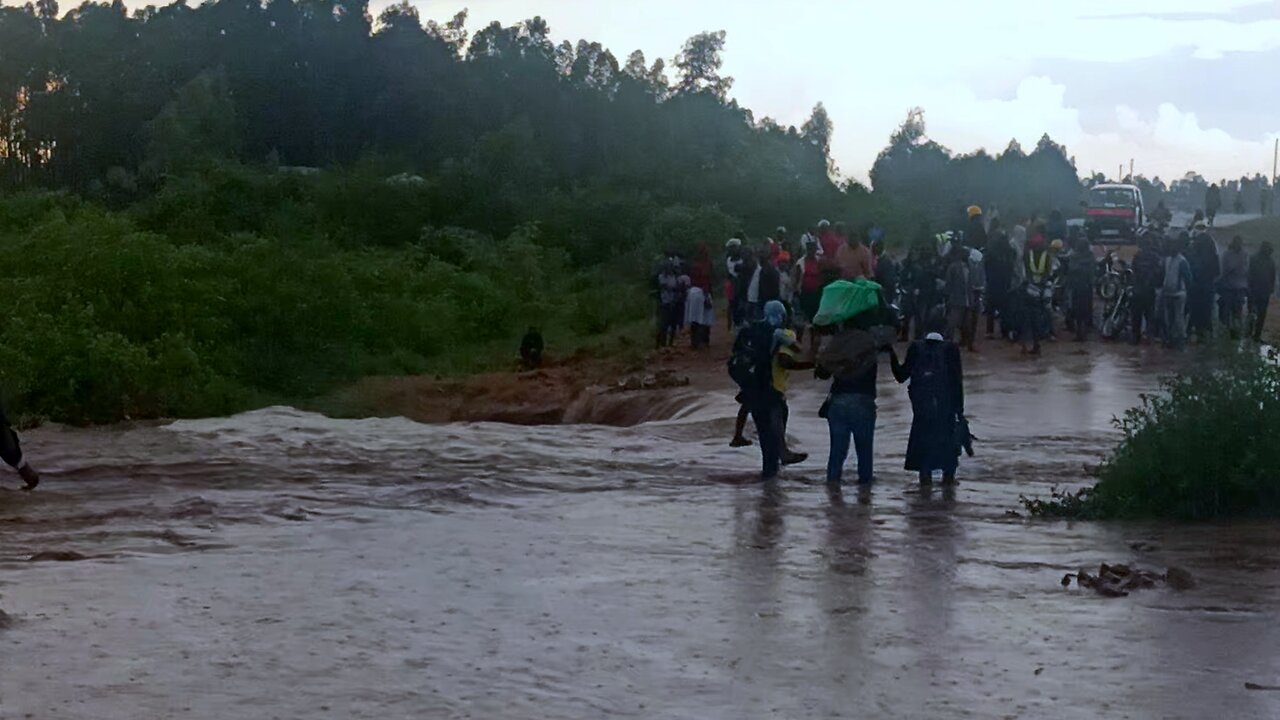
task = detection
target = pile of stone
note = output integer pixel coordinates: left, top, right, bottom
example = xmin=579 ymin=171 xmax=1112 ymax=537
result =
xmin=1062 ymin=563 xmax=1195 ymax=597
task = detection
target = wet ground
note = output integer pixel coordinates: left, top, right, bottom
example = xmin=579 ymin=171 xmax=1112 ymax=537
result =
xmin=3 ymin=342 xmax=1280 ymax=719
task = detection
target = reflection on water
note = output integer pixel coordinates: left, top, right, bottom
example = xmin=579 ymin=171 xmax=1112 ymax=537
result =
xmin=1 ymin=347 xmax=1279 ymax=719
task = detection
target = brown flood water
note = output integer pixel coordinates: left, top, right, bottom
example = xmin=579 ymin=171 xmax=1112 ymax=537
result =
xmin=2 ymin=343 xmax=1280 ymax=719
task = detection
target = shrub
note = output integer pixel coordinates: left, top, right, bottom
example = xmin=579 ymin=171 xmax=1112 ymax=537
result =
xmin=0 ymin=183 xmax=651 ymax=424
xmin=1023 ymin=346 xmax=1280 ymax=520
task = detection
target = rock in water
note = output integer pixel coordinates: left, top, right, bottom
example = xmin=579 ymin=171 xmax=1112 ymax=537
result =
xmin=0 ymin=610 xmax=13 ymax=629
xmin=1165 ymin=566 xmax=1196 ymax=591
xmin=28 ymin=550 xmax=88 ymax=563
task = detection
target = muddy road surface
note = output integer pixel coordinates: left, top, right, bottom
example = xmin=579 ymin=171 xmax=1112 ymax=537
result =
xmin=3 ymin=344 xmax=1280 ymax=719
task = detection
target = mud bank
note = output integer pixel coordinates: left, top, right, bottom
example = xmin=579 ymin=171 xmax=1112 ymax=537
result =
xmin=323 ymin=341 xmax=729 ymax=427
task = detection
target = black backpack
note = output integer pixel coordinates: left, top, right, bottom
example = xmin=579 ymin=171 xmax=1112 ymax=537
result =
xmin=908 ymin=341 xmax=950 ymax=418
xmin=728 ymin=322 xmax=775 ymax=393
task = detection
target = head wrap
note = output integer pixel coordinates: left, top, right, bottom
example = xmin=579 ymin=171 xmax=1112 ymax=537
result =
xmin=764 ymin=300 xmax=787 ymax=328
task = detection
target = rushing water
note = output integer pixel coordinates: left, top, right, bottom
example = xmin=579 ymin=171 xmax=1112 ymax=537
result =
xmin=2 ymin=345 xmax=1279 ymax=719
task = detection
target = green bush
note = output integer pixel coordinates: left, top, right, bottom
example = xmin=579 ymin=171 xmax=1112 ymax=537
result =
xmin=0 ymin=182 xmax=644 ymax=424
xmin=1023 ymin=346 xmax=1280 ymax=520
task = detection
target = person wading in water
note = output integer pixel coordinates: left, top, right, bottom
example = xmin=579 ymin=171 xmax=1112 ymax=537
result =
xmin=1 ymin=403 xmax=40 ymax=490
xmin=889 ymin=331 xmax=965 ymax=485
xmin=728 ymin=300 xmax=812 ymax=477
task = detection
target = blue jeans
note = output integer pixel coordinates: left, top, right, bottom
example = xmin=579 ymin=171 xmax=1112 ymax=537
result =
xmin=826 ymin=393 xmax=876 ymax=484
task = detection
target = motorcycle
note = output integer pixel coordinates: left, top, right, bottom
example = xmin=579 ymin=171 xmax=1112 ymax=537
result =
xmin=1097 ymin=251 xmax=1124 ymax=302
xmin=1099 ymin=261 xmax=1133 ymax=340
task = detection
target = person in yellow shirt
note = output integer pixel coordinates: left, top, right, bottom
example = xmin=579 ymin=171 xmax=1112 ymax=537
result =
xmin=771 ymin=323 xmax=814 ymax=466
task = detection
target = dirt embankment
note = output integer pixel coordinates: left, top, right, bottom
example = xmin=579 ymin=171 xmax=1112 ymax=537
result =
xmin=321 ymin=332 xmax=734 ymax=427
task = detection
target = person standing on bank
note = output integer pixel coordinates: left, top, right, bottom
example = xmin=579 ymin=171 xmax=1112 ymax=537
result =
xmin=944 ymin=243 xmax=972 ymax=347
xmin=1218 ymin=235 xmax=1249 ymax=338
xmin=685 ymin=242 xmax=716 ymax=349
xmin=1248 ymin=241 xmax=1276 ymax=342
xmin=836 ymin=227 xmax=875 ymax=280
xmin=1186 ymin=221 xmax=1219 ymax=342
xmin=1162 ymin=235 xmax=1194 ymax=350
xmin=889 ymin=331 xmax=965 ymax=485
xmin=1065 ymin=233 xmax=1094 ymax=342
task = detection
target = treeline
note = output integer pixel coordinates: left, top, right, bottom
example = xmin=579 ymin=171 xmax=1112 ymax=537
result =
xmin=0 ymin=0 xmax=871 ymax=258
xmin=869 ymin=109 xmax=1276 ymax=227
xmin=1120 ymin=173 xmax=1275 ymax=216
xmin=870 ymin=109 xmax=1085 ymax=227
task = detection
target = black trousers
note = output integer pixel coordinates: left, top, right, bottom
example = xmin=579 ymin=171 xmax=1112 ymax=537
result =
xmin=1132 ymin=290 xmax=1156 ymax=342
xmin=1249 ymin=294 xmax=1271 ymax=341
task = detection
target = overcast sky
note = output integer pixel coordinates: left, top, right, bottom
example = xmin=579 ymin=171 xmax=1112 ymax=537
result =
xmin=396 ymin=0 xmax=1280 ymax=184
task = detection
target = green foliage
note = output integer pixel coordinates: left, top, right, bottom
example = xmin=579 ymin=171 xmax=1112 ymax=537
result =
xmin=1023 ymin=346 xmax=1280 ymax=520
xmin=142 ymin=70 xmax=241 ymax=179
xmin=0 ymin=188 xmax=613 ymax=424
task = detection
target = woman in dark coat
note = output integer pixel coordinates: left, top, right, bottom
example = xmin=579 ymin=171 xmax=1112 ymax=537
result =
xmin=889 ymin=332 xmax=965 ymax=484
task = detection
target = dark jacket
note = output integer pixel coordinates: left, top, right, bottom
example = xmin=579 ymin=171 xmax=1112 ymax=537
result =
xmin=1249 ymin=253 xmax=1277 ymax=299
xmin=756 ymin=262 xmax=781 ymax=304
xmin=984 ymin=232 xmax=1014 ymax=295
xmin=1206 ymin=186 xmax=1222 ymax=213
xmin=1065 ymin=249 xmax=1093 ymax=291
xmin=875 ymin=256 xmax=900 ymax=300
xmin=966 ymin=216 xmax=989 ymax=252
xmin=1132 ymin=246 xmax=1163 ymax=293
xmin=891 ymin=339 xmax=964 ymax=472
xmin=1187 ymin=234 xmax=1219 ymax=293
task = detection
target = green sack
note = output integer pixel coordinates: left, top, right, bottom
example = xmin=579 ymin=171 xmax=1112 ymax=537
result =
xmin=813 ymin=278 xmax=883 ymax=327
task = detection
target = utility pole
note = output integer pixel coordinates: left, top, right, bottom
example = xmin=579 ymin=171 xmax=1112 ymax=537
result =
xmin=1272 ymin=139 xmax=1277 ymax=216
xmin=1129 ymin=158 xmax=1134 ymax=179
xmin=1119 ymin=164 xmax=1123 ymax=182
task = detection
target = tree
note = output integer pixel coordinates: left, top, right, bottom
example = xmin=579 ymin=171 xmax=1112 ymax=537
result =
xmin=623 ymin=49 xmax=647 ymax=80
xmin=570 ymin=40 xmax=619 ymax=94
xmin=891 ymin=107 xmax=927 ymax=148
xmin=142 ymin=69 xmax=240 ymax=177
xmin=801 ymin=101 xmax=834 ymax=174
xmin=377 ymin=0 xmax=420 ymax=33
xmin=673 ymin=30 xmax=731 ymax=99
xmin=35 ymin=0 xmax=57 ymax=21
xmin=425 ymin=9 xmax=467 ymax=55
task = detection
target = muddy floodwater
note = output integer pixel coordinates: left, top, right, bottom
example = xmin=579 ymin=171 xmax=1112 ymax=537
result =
xmin=3 ymin=346 xmax=1280 ymax=719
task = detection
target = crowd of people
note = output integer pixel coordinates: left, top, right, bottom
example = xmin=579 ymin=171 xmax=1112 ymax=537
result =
xmin=653 ymin=203 xmax=1278 ymax=485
